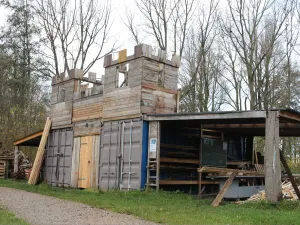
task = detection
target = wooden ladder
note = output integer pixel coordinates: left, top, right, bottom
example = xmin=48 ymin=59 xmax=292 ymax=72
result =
xmin=147 ymin=158 xmax=158 ymax=189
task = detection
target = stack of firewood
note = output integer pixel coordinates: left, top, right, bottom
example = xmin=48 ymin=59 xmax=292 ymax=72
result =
xmin=237 ymin=181 xmax=300 ymax=204
xmin=14 ymin=151 xmax=32 ymax=180
xmin=0 ymin=150 xmax=14 ymax=160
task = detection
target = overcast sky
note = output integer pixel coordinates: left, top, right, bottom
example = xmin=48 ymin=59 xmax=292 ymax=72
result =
xmin=0 ymin=0 xmax=226 ymax=77
xmin=0 ymin=0 xmax=143 ymax=76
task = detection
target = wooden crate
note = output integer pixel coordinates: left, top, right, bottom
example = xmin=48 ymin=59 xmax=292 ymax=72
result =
xmin=0 ymin=161 xmax=6 ymax=179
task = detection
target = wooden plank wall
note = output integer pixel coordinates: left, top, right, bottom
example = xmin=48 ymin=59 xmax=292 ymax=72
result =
xmin=50 ymin=80 xmax=74 ymax=127
xmin=74 ymin=120 xmax=101 ymax=137
xmin=50 ymin=80 xmax=74 ymax=105
xmin=102 ymin=86 xmax=142 ymax=121
xmin=70 ymin=137 xmax=80 ymax=187
xmin=90 ymin=135 xmax=100 ymax=188
xmin=141 ymin=85 xmax=177 ymax=114
xmin=72 ymin=95 xmax=103 ymax=122
xmin=164 ymin=64 xmax=178 ymax=90
xmin=142 ymin=58 xmax=178 ymax=90
xmin=103 ymin=58 xmax=144 ymax=95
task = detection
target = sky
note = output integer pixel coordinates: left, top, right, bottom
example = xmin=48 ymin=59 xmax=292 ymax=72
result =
xmin=0 ymin=0 xmax=226 ymax=77
xmin=0 ymin=0 xmax=142 ymax=77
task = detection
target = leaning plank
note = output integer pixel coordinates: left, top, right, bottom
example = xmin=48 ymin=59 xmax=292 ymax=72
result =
xmin=211 ymin=170 xmax=238 ymax=207
xmin=198 ymin=166 xmax=264 ymax=175
xmin=280 ymin=150 xmax=300 ymax=200
xmin=28 ymin=117 xmax=51 ymax=185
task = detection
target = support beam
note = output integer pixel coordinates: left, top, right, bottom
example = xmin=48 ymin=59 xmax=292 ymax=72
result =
xmin=278 ymin=110 xmax=300 ymax=122
xmin=203 ymin=123 xmax=300 ymax=129
xmin=279 ymin=150 xmax=300 ymax=200
xmin=265 ymin=111 xmax=282 ymax=203
xmin=13 ymin=146 xmax=19 ymax=175
xmin=211 ymin=170 xmax=238 ymax=207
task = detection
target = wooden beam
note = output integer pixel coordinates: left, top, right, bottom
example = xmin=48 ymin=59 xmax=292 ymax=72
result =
xmin=198 ymin=166 xmax=264 ymax=175
xmin=144 ymin=111 xmax=266 ymax=121
xmin=13 ymin=130 xmax=43 ymax=146
xmin=278 ymin=110 xmax=300 ymax=122
xmin=13 ymin=146 xmax=19 ymax=175
xmin=227 ymin=161 xmax=251 ymax=166
xmin=161 ymin=157 xmax=200 ymax=164
xmin=198 ymin=125 xmax=203 ymax=198
xmin=279 ymin=150 xmax=300 ymax=200
xmin=265 ymin=111 xmax=282 ymax=203
xmin=203 ymin=123 xmax=300 ymax=129
xmin=28 ymin=118 xmax=51 ymax=185
xmin=211 ymin=170 xmax=238 ymax=207
xmin=159 ymin=180 xmax=219 ymax=185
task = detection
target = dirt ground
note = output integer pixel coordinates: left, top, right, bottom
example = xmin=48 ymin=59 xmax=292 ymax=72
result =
xmin=0 ymin=187 xmax=158 ymax=225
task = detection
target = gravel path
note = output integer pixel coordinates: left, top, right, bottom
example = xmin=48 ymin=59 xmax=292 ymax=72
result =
xmin=0 ymin=187 xmax=158 ymax=225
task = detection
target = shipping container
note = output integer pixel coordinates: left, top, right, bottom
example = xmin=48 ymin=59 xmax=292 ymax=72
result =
xmin=98 ymin=119 xmax=148 ymax=190
xmin=45 ymin=128 xmax=73 ymax=187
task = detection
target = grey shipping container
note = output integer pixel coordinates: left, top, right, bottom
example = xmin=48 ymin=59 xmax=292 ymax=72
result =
xmin=45 ymin=128 xmax=73 ymax=187
xmin=99 ymin=119 xmax=148 ymax=190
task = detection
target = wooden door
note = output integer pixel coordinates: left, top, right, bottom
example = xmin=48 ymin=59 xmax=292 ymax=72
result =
xmin=78 ymin=136 xmax=93 ymax=188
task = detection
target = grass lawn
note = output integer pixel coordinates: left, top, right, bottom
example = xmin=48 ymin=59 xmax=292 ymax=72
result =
xmin=0 ymin=205 xmax=29 ymax=225
xmin=0 ymin=179 xmax=300 ymax=225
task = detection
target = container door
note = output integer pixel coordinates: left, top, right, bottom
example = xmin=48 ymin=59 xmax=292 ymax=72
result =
xmin=99 ymin=122 xmax=120 ymax=189
xmin=45 ymin=128 xmax=73 ymax=187
xmin=98 ymin=119 xmax=143 ymax=190
xmin=119 ymin=120 xmax=143 ymax=190
xmin=78 ymin=136 xmax=93 ymax=188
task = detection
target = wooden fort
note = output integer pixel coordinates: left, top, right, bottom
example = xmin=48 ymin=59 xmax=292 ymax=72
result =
xmin=43 ymin=44 xmax=180 ymax=189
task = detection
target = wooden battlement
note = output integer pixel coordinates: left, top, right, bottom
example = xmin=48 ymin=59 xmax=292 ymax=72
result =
xmin=103 ymin=44 xmax=181 ymax=68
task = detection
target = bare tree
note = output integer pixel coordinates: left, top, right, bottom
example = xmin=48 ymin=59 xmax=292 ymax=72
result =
xmin=135 ymin=0 xmax=195 ymax=58
xmin=222 ymin=0 xmax=293 ymax=110
xmin=123 ymin=8 xmax=142 ymax=45
xmin=35 ymin=0 xmax=115 ymax=76
xmin=180 ymin=0 xmax=225 ymax=112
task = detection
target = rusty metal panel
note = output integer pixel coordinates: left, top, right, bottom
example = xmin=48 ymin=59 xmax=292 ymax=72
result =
xmin=45 ymin=128 xmax=73 ymax=187
xmin=99 ymin=119 xmax=143 ymax=190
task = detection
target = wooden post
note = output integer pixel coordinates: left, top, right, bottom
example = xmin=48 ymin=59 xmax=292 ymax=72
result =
xmin=198 ymin=125 xmax=203 ymax=198
xmin=13 ymin=145 xmax=20 ymax=175
xmin=156 ymin=121 xmax=161 ymax=191
xmin=264 ymin=111 xmax=282 ymax=203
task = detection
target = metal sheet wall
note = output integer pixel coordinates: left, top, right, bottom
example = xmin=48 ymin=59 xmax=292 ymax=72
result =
xmin=98 ymin=119 xmax=144 ymax=190
xmin=45 ymin=128 xmax=73 ymax=187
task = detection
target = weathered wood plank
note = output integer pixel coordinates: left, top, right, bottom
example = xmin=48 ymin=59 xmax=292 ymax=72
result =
xmin=71 ymin=137 xmax=80 ymax=187
xmin=28 ymin=118 xmax=52 ymax=185
xmin=265 ymin=111 xmax=282 ymax=203
xmin=211 ymin=170 xmax=238 ymax=207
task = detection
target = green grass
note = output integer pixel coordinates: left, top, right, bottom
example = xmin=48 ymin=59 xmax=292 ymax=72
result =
xmin=0 ymin=205 xmax=29 ymax=225
xmin=1 ymin=179 xmax=300 ymax=225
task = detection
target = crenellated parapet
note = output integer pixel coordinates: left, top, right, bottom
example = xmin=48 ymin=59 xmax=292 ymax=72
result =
xmin=103 ymin=44 xmax=181 ymax=68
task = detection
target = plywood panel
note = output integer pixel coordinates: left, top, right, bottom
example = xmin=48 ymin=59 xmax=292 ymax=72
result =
xmin=78 ymin=136 xmax=93 ymax=188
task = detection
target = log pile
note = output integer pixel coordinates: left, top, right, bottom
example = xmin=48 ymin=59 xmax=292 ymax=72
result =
xmin=0 ymin=161 xmax=6 ymax=179
xmin=236 ymin=181 xmax=300 ymax=204
xmin=0 ymin=150 xmax=14 ymax=160
xmin=14 ymin=151 xmax=32 ymax=179
xmin=0 ymin=150 xmax=14 ymax=178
